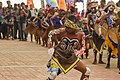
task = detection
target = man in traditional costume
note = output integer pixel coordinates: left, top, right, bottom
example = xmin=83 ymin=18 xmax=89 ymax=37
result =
xmin=100 ymin=1 xmax=118 ymax=68
xmin=81 ymin=18 xmax=92 ymax=59
xmin=47 ymin=15 xmax=90 ymax=80
xmin=87 ymin=1 xmax=105 ymax=64
xmin=115 ymin=7 xmax=120 ymax=74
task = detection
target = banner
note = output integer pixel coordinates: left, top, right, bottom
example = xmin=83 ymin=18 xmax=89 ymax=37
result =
xmin=46 ymin=0 xmax=58 ymax=7
xmin=59 ymin=0 xmax=67 ymax=11
xmin=27 ymin=0 xmax=34 ymax=9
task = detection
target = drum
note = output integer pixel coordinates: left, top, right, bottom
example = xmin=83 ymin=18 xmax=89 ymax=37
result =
xmin=108 ymin=27 xmax=119 ymax=44
xmin=108 ymin=12 xmax=120 ymax=44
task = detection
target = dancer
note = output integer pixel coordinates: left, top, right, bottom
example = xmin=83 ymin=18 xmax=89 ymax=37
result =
xmin=47 ymin=15 xmax=90 ymax=80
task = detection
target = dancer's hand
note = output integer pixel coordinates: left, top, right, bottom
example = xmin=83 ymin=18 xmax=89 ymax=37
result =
xmin=48 ymin=36 xmax=52 ymax=48
xmin=74 ymin=48 xmax=85 ymax=57
xmin=47 ymin=41 xmax=52 ymax=48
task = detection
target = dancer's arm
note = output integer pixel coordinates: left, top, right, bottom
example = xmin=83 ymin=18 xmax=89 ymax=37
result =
xmin=75 ymin=32 xmax=86 ymax=57
xmin=47 ymin=28 xmax=65 ymax=48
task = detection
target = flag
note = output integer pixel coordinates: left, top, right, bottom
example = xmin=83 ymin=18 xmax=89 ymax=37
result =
xmin=52 ymin=0 xmax=58 ymax=4
xmin=76 ymin=0 xmax=83 ymax=2
xmin=59 ymin=0 xmax=67 ymax=11
xmin=27 ymin=0 xmax=34 ymax=9
xmin=46 ymin=0 xmax=58 ymax=7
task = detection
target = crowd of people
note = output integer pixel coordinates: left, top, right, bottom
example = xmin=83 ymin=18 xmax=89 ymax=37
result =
xmin=0 ymin=1 xmax=38 ymax=40
xmin=0 ymin=0 xmax=120 ymax=80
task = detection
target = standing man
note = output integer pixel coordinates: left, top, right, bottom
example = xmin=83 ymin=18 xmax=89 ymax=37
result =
xmin=18 ymin=2 xmax=28 ymax=41
xmin=100 ymin=1 xmax=118 ymax=68
xmin=13 ymin=4 xmax=20 ymax=39
xmin=88 ymin=1 xmax=105 ymax=64
xmin=6 ymin=0 xmax=12 ymax=9
xmin=29 ymin=4 xmax=36 ymax=18
xmin=0 ymin=2 xmax=3 ymax=39
xmin=5 ymin=9 xmax=15 ymax=40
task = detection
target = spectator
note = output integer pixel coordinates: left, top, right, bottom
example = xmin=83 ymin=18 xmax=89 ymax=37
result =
xmin=13 ymin=6 xmax=20 ymax=39
xmin=0 ymin=2 xmax=3 ymax=39
xmin=5 ymin=9 xmax=15 ymax=40
xmin=1 ymin=11 xmax=8 ymax=39
xmin=6 ymin=0 xmax=12 ymax=9
xmin=18 ymin=6 xmax=28 ymax=41
xmin=81 ymin=10 xmax=85 ymax=18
